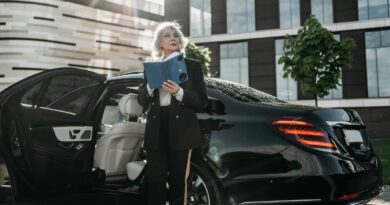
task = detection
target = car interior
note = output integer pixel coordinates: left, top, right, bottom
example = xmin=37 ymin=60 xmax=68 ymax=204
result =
xmin=92 ymin=84 xmax=147 ymax=191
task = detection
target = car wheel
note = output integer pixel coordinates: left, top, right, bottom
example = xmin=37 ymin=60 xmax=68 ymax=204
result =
xmin=187 ymin=160 xmax=223 ymax=205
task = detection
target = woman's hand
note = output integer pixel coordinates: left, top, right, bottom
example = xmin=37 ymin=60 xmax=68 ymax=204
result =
xmin=162 ymin=80 xmax=180 ymax=95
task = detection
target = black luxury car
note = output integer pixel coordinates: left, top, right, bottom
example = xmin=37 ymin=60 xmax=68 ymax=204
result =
xmin=0 ymin=68 xmax=383 ymax=205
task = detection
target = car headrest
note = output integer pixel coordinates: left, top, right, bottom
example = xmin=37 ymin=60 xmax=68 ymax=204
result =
xmin=118 ymin=93 xmax=143 ymax=117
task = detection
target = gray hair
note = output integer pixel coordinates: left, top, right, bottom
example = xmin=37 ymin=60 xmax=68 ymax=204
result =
xmin=151 ymin=21 xmax=188 ymax=58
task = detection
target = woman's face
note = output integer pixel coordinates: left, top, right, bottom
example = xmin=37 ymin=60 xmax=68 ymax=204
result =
xmin=160 ymin=27 xmax=180 ymax=57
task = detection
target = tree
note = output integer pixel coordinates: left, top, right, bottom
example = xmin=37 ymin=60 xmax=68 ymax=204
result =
xmin=278 ymin=15 xmax=356 ymax=106
xmin=185 ymin=41 xmax=212 ymax=77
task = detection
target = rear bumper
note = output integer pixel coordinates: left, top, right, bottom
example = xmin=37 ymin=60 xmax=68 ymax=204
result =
xmin=220 ymin=155 xmax=382 ymax=205
xmin=222 ymin=174 xmax=382 ymax=205
xmin=235 ymin=184 xmax=384 ymax=205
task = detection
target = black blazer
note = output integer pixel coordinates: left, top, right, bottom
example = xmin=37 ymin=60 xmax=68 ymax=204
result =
xmin=138 ymin=58 xmax=208 ymax=151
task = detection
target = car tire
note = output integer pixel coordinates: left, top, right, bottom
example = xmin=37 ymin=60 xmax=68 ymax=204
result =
xmin=188 ymin=160 xmax=224 ymax=205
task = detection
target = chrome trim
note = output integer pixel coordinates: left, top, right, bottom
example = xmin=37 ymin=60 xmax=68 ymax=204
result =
xmin=239 ymin=199 xmax=322 ymax=205
xmin=40 ymin=107 xmax=76 ymax=115
xmin=347 ymin=200 xmax=369 ymax=205
xmin=0 ymin=184 xmax=11 ymax=188
xmin=326 ymin=121 xmax=361 ymax=126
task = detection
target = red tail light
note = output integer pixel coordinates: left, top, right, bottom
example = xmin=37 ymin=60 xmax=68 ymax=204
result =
xmin=338 ymin=192 xmax=359 ymax=200
xmin=279 ymin=128 xmax=326 ymax=137
xmin=272 ymin=118 xmax=338 ymax=154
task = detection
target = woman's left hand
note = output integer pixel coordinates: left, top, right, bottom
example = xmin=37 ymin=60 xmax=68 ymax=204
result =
xmin=163 ymin=80 xmax=180 ymax=95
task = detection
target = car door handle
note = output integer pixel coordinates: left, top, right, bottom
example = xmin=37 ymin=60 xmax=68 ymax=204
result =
xmin=69 ymin=131 xmax=77 ymax=139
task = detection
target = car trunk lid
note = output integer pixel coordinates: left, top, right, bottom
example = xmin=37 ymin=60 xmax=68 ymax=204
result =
xmin=313 ymin=108 xmax=372 ymax=161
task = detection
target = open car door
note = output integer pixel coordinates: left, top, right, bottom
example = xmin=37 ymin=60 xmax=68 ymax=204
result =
xmin=0 ymin=68 xmax=106 ymax=199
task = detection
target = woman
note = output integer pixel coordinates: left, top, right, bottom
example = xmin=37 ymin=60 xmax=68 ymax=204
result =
xmin=137 ymin=21 xmax=207 ymax=205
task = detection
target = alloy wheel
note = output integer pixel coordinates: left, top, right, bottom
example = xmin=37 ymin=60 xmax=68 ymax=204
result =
xmin=187 ymin=171 xmax=211 ymax=205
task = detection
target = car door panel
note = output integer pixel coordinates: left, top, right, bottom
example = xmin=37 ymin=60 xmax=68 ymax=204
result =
xmin=52 ymin=126 xmax=93 ymax=142
xmin=0 ymin=68 xmax=105 ymax=196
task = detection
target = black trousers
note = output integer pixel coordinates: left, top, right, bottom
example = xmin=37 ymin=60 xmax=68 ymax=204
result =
xmin=146 ymin=106 xmax=192 ymax=205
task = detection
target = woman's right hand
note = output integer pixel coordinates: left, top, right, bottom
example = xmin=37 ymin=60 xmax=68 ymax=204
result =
xmin=162 ymin=80 xmax=180 ymax=95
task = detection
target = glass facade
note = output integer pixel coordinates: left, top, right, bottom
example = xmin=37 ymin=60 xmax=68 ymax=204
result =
xmin=226 ymin=0 xmax=255 ymax=33
xmin=220 ymin=42 xmax=249 ymax=85
xmin=311 ymin=0 xmax=333 ymax=24
xmin=321 ymin=77 xmax=343 ymax=99
xmin=358 ymin=0 xmax=390 ymax=20
xmin=365 ymin=30 xmax=390 ymax=97
xmin=275 ymin=39 xmax=298 ymax=100
xmin=107 ymin=0 xmax=165 ymax=15
xmin=275 ymin=36 xmax=343 ymax=101
xmin=279 ymin=0 xmax=301 ymax=29
xmin=322 ymin=34 xmax=343 ymax=99
xmin=190 ymin=0 xmax=211 ymax=37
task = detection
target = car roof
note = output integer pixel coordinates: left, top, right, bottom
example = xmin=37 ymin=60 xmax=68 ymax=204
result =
xmin=107 ymin=71 xmax=144 ymax=81
xmin=104 ymin=71 xmax=289 ymax=104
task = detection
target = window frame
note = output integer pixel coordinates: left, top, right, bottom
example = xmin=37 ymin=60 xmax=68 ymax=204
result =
xmin=189 ymin=0 xmax=211 ymax=37
xmin=219 ymin=42 xmax=249 ymax=86
xmin=279 ymin=0 xmax=301 ymax=29
xmin=226 ymin=0 xmax=255 ymax=34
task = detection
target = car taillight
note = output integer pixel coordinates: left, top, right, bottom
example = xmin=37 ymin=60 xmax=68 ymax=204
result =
xmin=272 ymin=118 xmax=339 ymax=154
xmin=338 ymin=192 xmax=359 ymax=201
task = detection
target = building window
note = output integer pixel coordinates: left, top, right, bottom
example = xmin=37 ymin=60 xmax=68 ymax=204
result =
xmin=227 ymin=0 xmax=255 ymax=34
xmin=107 ymin=0 xmax=165 ymax=15
xmin=311 ymin=0 xmax=333 ymax=24
xmin=275 ymin=39 xmax=297 ymax=101
xmin=358 ymin=0 xmax=390 ymax=20
xmin=365 ymin=30 xmax=390 ymax=97
xmin=322 ymin=34 xmax=343 ymax=99
xmin=279 ymin=0 xmax=301 ymax=29
xmin=220 ymin=42 xmax=249 ymax=85
xmin=275 ymin=36 xmax=342 ymax=101
xmin=190 ymin=0 xmax=211 ymax=37
xmin=321 ymin=77 xmax=343 ymax=99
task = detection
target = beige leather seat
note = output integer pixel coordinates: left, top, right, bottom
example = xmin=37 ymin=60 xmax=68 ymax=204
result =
xmin=94 ymin=93 xmax=145 ymax=182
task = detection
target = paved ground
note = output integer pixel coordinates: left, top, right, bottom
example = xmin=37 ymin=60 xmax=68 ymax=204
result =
xmin=367 ymin=185 xmax=390 ymax=205
xmin=2 ymin=185 xmax=390 ymax=204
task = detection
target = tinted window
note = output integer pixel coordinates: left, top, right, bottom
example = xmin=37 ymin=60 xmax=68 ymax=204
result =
xmin=311 ymin=0 xmax=333 ymax=24
xmin=275 ymin=39 xmax=298 ymax=101
xmin=220 ymin=42 xmax=249 ymax=86
xmin=279 ymin=0 xmax=301 ymax=29
xmin=20 ymin=82 xmax=43 ymax=107
xmin=39 ymin=75 xmax=99 ymax=115
xmin=227 ymin=0 xmax=255 ymax=33
xmin=190 ymin=0 xmax=211 ymax=37
xmin=365 ymin=30 xmax=390 ymax=97
xmin=359 ymin=0 xmax=390 ymax=20
xmin=205 ymin=78 xmax=286 ymax=104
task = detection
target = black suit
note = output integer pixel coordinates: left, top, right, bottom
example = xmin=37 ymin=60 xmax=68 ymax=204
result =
xmin=137 ymin=58 xmax=207 ymax=205
xmin=138 ymin=58 xmax=208 ymax=151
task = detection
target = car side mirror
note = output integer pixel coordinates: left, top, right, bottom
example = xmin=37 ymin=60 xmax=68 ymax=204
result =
xmin=206 ymin=97 xmax=226 ymax=115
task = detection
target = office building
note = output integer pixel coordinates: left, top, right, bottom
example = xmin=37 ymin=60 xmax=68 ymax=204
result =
xmin=0 ymin=0 xmax=163 ymax=89
xmin=165 ymin=0 xmax=390 ymax=139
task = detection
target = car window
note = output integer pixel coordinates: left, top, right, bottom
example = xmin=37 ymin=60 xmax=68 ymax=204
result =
xmin=39 ymin=75 xmax=100 ymax=115
xmin=205 ymin=78 xmax=286 ymax=104
xmin=20 ymin=82 xmax=43 ymax=108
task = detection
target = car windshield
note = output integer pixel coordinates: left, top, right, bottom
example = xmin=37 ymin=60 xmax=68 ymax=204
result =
xmin=205 ymin=78 xmax=286 ymax=104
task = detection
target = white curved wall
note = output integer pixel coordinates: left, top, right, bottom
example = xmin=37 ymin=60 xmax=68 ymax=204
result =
xmin=0 ymin=0 xmax=157 ymax=90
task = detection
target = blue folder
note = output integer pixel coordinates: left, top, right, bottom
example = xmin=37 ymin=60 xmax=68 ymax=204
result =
xmin=143 ymin=54 xmax=188 ymax=89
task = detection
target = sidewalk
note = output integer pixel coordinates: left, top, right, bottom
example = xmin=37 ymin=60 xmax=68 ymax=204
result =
xmin=368 ymin=185 xmax=390 ymax=205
